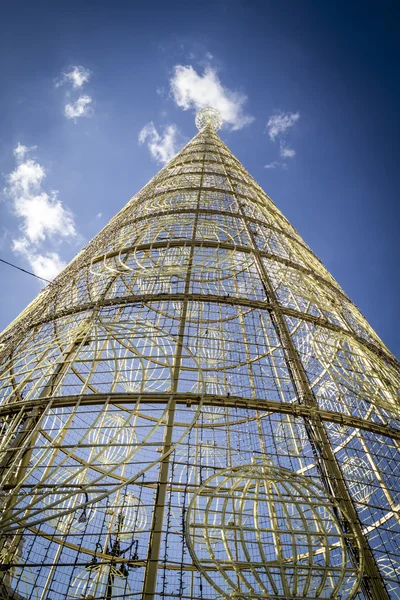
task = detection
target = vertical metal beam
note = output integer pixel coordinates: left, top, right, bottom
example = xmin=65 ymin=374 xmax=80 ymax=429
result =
xmin=142 ymin=138 xmax=207 ymax=599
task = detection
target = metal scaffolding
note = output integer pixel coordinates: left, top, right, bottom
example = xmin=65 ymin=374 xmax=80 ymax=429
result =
xmin=0 ymin=107 xmax=399 ymax=599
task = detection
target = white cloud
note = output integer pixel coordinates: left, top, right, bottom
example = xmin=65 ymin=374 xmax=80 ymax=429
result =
xmin=12 ymin=238 xmax=66 ymax=281
xmin=139 ymin=122 xmax=182 ymax=164
xmin=13 ymin=143 xmax=36 ymax=162
xmin=267 ymin=111 xmax=300 ymax=141
xmin=56 ymin=65 xmax=91 ymax=89
xmin=264 ymin=161 xmax=281 ymax=169
xmin=170 ymin=65 xmax=254 ymax=130
xmin=4 ymin=144 xmax=77 ymax=281
xmin=280 ymin=143 xmax=296 ymax=158
xmin=64 ymin=95 xmax=93 ymax=121
xmin=205 ymin=52 xmax=213 ymax=61
xmin=29 ymin=252 xmax=66 ymax=280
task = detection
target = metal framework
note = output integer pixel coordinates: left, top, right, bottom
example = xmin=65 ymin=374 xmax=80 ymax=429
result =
xmin=0 ymin=107 xmax=399 ymax=600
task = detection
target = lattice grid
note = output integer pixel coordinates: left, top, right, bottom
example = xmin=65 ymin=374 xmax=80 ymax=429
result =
xmin=0 ymin=108 xmax=399 ymax=600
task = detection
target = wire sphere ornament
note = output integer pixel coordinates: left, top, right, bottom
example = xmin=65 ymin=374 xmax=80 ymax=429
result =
xmin=174 ymin=442 xmax=245 ymax=547
xmin=186 ymin=463 xmax=363 ymax=600
xmin=273 ymin=416 xmax=308 ymax=455
xmin=375 ymin=556 xmax=400 ymax=599
xmin=88 ymin=319 xmax=177 ymax=394
xmin=315 ymin=379 xmax=353 ymax=444
xmin=30 ymin=406 xmax=68 ymax=467
xmin=68 ymin=562 xmax=130 ymax=599
xmin=312 ymin=329 xmax=400 ymax=417
xmin=341 ymin=456 xmax=375 ymax=505
xmin=42 ymin=467 xmax=94 ymax=533
xmin=88 ymin=409 xmax=138 ymax=467
xmin=105 ymin=492 xmax=148 ymax=541
xmin=273 ymin=264 xmax=341 ymax=314
xmin=195 ymin=107 xmax=223 ymax=132
xmin=190 ymin=374 xmax=237 ymax=421
xmin=190 ymin=327 xmax=226 ymax=367
xmin=133 ymin=246 xmax=189 ymax=295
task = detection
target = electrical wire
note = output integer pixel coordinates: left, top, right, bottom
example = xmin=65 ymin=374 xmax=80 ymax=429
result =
xmin=0 ymin=258 xmax=51 ymax=283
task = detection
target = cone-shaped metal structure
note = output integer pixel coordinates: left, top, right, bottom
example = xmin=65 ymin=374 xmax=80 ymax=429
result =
xmin=0 ymin=108 xmax=399 ymax=600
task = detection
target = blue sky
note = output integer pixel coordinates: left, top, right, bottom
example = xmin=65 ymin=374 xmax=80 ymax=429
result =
xmin=0 ymin=0 xmax=399 ymax=356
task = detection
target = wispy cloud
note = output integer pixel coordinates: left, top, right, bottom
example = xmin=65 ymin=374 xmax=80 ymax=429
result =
xmin=64 ymin=95 xmax=93 ymax=121
xmin=265 ymin=111 xmax=300 ymax=168
xmin=280 ymin=143 xmax=296 ymax=158
xmin=139 ymin=122 xmax=183 ymax=164
xmin=4 ymin=144 xmax=77 ymax=281
xmin=170 ymin=65 xmax=254 ymax=130
xmin=264 ymin=161 xmax=282 ymax=170
xmin=56 ymin=65 xmax=91 ymax=89
xmin=56 ymin=65 xmax=94 ymax=121
xmin=267 ymin=112 xmax=300 ymax=141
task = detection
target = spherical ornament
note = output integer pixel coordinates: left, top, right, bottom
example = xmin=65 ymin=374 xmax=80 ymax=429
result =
xmin=186 ymin=463 xmax=363 ymax=600
xmin=175 ymin=442 xmax=244 ymax=547
xmin=42 ymin=467 xmax=94 ymax=533
xmin=376 ymin=556 xmax=400 ymax=599
xmin=190 ymin=374 xmax=236 ymax=402
xmin=88 ymin=410 xmax=138 ymax=467
xmin=69 ymin=563 xmax=130 ymax=599
xmin=195 ymin=108 xmax=223 ymax=132
xmin=316 ymin=379 xmax=352 ymax=443
xmin=106 ymin=492 xmax=147 ymax=540
xmin=341 ymin=456 xmax=375 ymax=504
xmin=293 ymin=325 xmax=314 ymax=368
xmin=313 ymin=329 xmax=400 ymax=417
xmin=98 ymin=320 xmax=176 ymax=393
xmin=190 ymin=327 xmax=225 ymax=367
xmin=31 ymin=407 xmax=68 ymax=467
xmin=134 ymin=246 xmax=189 ymax=295
xmin=273 ymin=416 xmax=307 ymax=455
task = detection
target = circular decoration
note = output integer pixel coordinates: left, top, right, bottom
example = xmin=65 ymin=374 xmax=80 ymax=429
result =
xmin=376 ymin=556 xmax=400 ymax=599
xmin=195 ymin=108 xmax=223 ymax=132
xmin=291 ymin=323 xmax=313 ymax=369
xmin=105 ymin=492 xmax=147 ymax=540
xmin=341 ymin=456 xmax=375 ymax=504
xmin=132 ymin=246 xmax=189 ymax=295
xmin=186 ymin=463 xmax=363 ymax=599
xmin=313 ymin=329 xmax=400 ymax=417
xmin=30 ymin=407 xmax=68 ymax=467
xmin=270 ymin=263 xmax=340 ymax=313
xmin=69 ymin=563 xmax=130 ymax=599
xmin=42 ymin=467 xmax=94 ymax=533
xmin=190 ymin=327 xmax=226 ymax=367
xmin=274 ymin=417 xmax=307 ymax=455
xmin=2 ymin=319 xmax=205 ymax=534
xmin=196 ymin=219 xmax=243 ymax=244
xmin=174 ymin=442 xmax=244 ymax=546
xmin=316 ymin=380 xmax=352 ymax=443
xmin=77 ymin=319 xmax=177 ymax=394
xmin=88 ymin=409 xmax=138 ymax=467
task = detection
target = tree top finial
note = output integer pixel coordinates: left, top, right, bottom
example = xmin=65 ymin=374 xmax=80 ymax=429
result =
xmin=195 ymin=107 xmax=223 ymax=132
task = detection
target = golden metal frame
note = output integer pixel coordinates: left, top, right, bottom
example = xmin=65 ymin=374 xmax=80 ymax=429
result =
xmin=0 ymin=108 xmax=398 ymax=599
